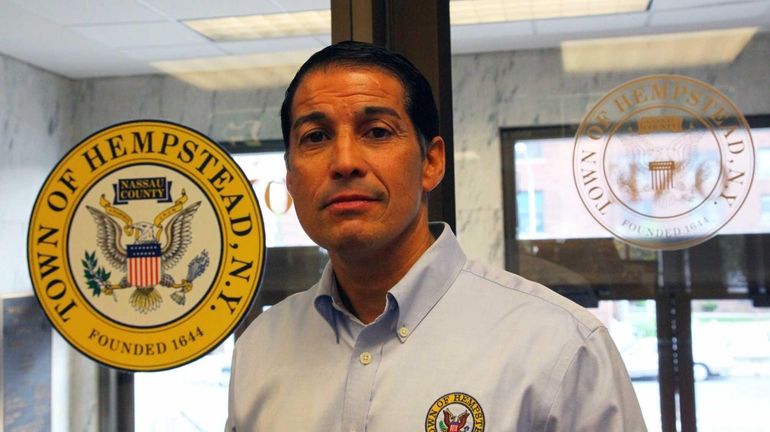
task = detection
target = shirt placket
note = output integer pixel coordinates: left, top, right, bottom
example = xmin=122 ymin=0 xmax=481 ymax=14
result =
xmin=340 ymin=314 xmax=392 ymax=432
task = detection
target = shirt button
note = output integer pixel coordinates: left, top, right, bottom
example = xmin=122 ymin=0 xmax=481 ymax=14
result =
xmin=399 ymin=326 xmax=410 ymax=337
xmin=359 ymin=352 xmax=372 ymax=365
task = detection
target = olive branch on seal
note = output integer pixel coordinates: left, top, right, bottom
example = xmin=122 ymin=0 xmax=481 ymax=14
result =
xmin=82 ymin=251 xmax=110 ymax=296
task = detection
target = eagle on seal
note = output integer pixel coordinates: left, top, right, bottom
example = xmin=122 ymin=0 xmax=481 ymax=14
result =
xmin=85 ymin=190 xmax=209 ymax=313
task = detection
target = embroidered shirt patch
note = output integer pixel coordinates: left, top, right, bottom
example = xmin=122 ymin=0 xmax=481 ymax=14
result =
xmin=425 ymin=392 xmax=485 ymax=432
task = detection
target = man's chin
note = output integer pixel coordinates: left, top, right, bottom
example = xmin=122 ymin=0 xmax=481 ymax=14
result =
xmin=329 ymin=232 xmax=375 ymax=251
xmin=318 ymin=228 xmax=381 ymax=257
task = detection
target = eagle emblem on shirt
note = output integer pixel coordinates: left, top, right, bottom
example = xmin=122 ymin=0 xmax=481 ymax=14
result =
xmin=425 ymin=392 xmax=484 ymax=432
xmin=442 ymin=408 xmax=470 ymax=432
xmin=82 ymin=189 xmax=209 ymax=313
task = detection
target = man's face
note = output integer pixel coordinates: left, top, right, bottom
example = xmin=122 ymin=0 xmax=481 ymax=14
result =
xmin=285 ymin=66 xmax=444 ymax=257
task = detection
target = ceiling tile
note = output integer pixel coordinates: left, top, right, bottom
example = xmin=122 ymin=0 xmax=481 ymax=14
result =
xmin=1 ymin=0 xmax=769 ymax=79
xmin=9 ymin=0 xmax=163 ymax=25
xmin=452 ymin=20 xmax=534 ymax=39
xmin=534 ymin=13 xmax=648 ymax=34
xmin=144 ymin=0 xmax=280 ymax=20
xmin=452 ymin=33 xmax=569 ymax=54
xmin=260 ymin=0 xmax=330 ymax=14
xmin=650 ymin=0 xmax=762 ymax=12
xmin=144 ymin=0 xmax=329 ymax=20
xmin=121 ymin=44 xmax=227 ymax=61
xmin=764 ymin=2 xmax=770 ymax=29
xmin=313 ymin=34 xmax=332 ymax=45
xmin=217 ymin=36 xmax=326 ymax=55
xmin=0 ymin=1 xmax=150 ymax=78
xmin=0 ymin=1 xmax=52 ymax=39
xmin=70 ymin=21 xmax=208 ymax=48
xmin=0 ymin=32 xmax=152 ymax=78
xmin=650 ymin=1 xmax=768 ymax=26
xmin=47 ymin=55 xmax=157 ymax=78
xmin=451 ymin=21 xmax=537 ymax=53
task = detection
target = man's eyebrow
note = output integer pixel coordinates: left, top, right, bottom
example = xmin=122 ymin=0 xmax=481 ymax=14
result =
xmin=362 ymin=106 xmax=401 ymax=119
xmin=292 ymin=112 xmax=326 ymax=130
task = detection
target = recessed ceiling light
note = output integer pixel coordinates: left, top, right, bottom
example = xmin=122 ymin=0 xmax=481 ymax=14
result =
xmin=450 ymin=0 xmax=649 ymax=25
xmin=561 ymin=27 xmax=757 ymax=72
xmin=185 ymin=10 xmax=331 ymax=41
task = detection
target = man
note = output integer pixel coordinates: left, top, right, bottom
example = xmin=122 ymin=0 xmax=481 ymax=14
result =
xmin=226 ymin=41 xmax=646 ymax=431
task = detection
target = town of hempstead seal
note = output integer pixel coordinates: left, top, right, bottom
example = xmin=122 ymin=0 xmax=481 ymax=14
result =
xmin=425 ymin=392 xmax=485 ymax=432
xmin=27 ymin=120 xmax=265 ymax=371
xmin=573 ymin=75 xmax=754 ymax=250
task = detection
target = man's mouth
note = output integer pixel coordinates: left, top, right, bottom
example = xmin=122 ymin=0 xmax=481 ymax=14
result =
xmin=324 ymin=193 xmax=379 ymax=211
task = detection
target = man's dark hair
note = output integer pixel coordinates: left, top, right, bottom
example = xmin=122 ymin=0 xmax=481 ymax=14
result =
xmin=280 ymin=41 xmax=439 ymax=155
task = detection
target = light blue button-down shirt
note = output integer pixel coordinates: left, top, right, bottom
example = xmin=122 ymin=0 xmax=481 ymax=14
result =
xmin=227 ymin=223 xmax=646 ymax=431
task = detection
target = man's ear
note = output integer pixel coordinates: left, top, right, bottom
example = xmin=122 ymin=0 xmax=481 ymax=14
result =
xmin=422 ymin=136 xmax=446 ymax=193
xmin=285 ymin=155 xmax=295 ymax=196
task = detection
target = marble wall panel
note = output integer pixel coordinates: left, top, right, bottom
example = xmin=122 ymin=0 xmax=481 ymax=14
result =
xmin=0 ymin=53 xmax=101 ymax=432
xmin=0 ymin=54 xmax=74 ymax=295
xmin=70 ymin=76 xmax=286 ymax=147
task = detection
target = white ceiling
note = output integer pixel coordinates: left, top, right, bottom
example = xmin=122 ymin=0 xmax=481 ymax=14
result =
xmin=0 ymin=0 xmax=768 ymax=79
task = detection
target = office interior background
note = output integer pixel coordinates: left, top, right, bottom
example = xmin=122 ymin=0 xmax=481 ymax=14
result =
xmin=1 ymin=0 xmax=769 ymax=431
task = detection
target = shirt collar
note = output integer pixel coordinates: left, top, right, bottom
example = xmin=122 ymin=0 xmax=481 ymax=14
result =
xmin=313 ymin=222 xmax=466 ymax=343
xmin=313 ymin=262 xmax=341 ymax=342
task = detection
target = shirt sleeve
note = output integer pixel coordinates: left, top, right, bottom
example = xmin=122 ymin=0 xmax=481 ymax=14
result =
xmin=223 ymin=417 xmax=235 ymax=432
xmin=544 ymin=326 xmax=648 ymax=432
xmin=224 ymin=342 xmax=238 ymax=432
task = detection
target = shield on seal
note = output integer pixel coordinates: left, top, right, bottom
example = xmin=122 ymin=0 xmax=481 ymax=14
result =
xmin=127 ymin=242 xmax=161 ymax=287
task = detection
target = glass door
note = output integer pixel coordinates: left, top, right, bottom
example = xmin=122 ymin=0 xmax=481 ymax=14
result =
xmin=450 ymin=2 xmax=770 ymax=429
xmin=501 ymin=127 xmax=662 ymax=429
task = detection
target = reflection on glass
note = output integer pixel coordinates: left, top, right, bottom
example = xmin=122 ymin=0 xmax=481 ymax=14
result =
xmin=589 ymin=300 xmax=660 ymax=432
xmin=516 ymin=190 xmax=544 ymax=235
xmin=450 ymin=0 xmax=648 ymax=25
xmin=509 ymin=133 xmax=659 ymax=304
xmin=233 ymin=152 xmax=314 ymax=247
xmin=514 ymin=136 xmax=609 ymax=240
xmin=134 ymin=152 xmax=320 ymax=430
xmin=513 ymin=127 xmax=770 ymax=242
xmin=561 ymin=28 xmax=757 ymax=72
xmin=761 ymin=195 xmax=770 ymax=226
xmin=692 ymin=300 xmax=770 ymax=432
xmin=135 ymin=337 xmax=233 ymax=431
xmin=759 ymin=148 xmax=770 ymax=180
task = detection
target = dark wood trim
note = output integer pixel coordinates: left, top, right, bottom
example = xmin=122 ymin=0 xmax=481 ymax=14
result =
xmin=656 ymin=291 xmax=678 ymax=432
xmin=330 ymin=0 xmax=352 ymax=43
xmin=331 ymin=0 xmax=456 ymax=231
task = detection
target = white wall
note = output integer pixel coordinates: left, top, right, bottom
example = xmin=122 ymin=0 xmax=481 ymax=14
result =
xmin=0 ymin=54 xmax=99 ymax=432
xmin=0 ymin=54 xmax=73 ymax=295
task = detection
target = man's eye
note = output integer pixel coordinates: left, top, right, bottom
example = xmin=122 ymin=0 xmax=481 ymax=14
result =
xmin=304 ymin=131 xmax=327 ymax=143
xmin=366 ymin=127 xmax=391 ymax=139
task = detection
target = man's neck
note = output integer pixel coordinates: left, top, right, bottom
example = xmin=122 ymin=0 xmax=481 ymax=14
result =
xmin=330 ymin=223 xmax=435 ymax=324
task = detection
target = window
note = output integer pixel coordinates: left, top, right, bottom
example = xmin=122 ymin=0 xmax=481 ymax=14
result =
xmin=759 ymin=148 xmax=770 ymax=180
xmin=500 ymin=121 xmax=770 ymax=431
xmin=514 ymin=140 xmax=543 ymax=160
xmin=134 ymin=148 xmax=328 ymax=431
xmin=516 ymin=190 xmax=544 ymax=235
xmin=761 ymin=195 xmax=770 ymax=225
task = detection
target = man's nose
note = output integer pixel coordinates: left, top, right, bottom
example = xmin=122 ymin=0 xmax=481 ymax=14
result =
xmin=330 ymin=133 xmax=367 ymax=179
